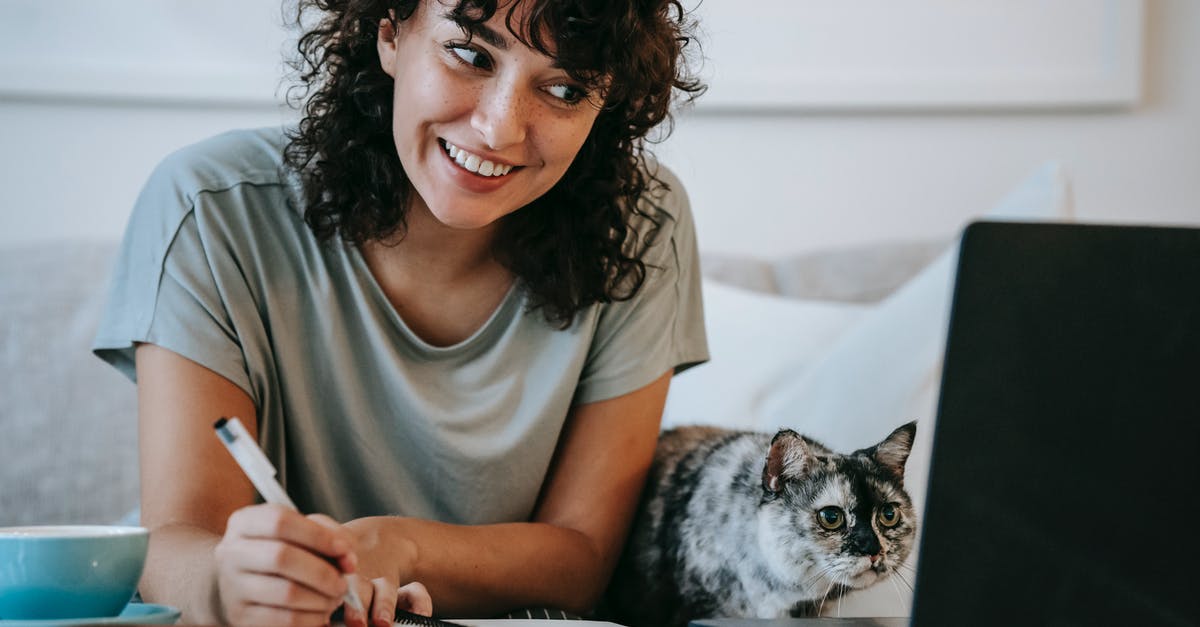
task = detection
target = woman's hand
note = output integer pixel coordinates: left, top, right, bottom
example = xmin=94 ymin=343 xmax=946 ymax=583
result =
xmin=343 ymin=579 xmax=433 ymax=627
xmin=214 ymin=503 xmax=358 ymax=626
xmin=340 ymin=517 xmax=432 ymax=627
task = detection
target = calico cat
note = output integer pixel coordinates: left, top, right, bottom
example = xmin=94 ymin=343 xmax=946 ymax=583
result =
xmin=602 ymin=422 xmax=918 ymax=627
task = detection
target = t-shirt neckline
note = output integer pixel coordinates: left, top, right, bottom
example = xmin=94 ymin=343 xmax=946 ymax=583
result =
xmin=345 ymin=242 xmax=524 ymax=357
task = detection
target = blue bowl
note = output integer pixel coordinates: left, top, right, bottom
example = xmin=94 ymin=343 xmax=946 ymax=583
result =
xmin=0 ymin=526 xmax=149 ymax=620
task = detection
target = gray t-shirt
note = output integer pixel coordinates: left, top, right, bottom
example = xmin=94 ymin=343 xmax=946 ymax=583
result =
xmin=93 ymin=127 xmax=708 ymax=525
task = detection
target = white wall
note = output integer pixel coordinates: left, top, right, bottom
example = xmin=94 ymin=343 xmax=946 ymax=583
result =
xmin=1 ymin=1 xmax=1197 ymax=258
xmin=657 ymin=0 xmax=1200 ymax=256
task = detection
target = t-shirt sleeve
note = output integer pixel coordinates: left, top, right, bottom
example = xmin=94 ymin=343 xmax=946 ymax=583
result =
xmin=91 ymin=151 xmax=255 ymax=401
xmin=572 ymin=165 xmax=710 ymax=405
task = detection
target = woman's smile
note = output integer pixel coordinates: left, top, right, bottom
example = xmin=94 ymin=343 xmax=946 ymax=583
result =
xmin=434 ymin=137 xmax=524 ymax=194
xmin=378 ymin=1 xmax=602 ymax=231
xmin=440 ymin=139 xmax=518 ymax=177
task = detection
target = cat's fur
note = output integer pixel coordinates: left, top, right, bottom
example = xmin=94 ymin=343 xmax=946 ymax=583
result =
xmin=602 ymin=422 xmax=918 ymax=627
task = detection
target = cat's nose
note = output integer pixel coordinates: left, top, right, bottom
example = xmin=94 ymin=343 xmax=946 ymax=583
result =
xmin=869 ymin=553 xmax=882 ymax=565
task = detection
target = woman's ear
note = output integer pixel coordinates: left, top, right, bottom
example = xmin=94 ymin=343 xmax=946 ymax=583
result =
xmin=378 ymin=14 xmax=400 ymax=78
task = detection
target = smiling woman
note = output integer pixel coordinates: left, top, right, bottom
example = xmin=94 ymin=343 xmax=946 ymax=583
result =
xmin=376 ymin=3 xmax=604 ymax=232
xmin=289 ymin=0 xmax=704 ymax=327
xmin=89 ymin=0 xmax=707 ymax=625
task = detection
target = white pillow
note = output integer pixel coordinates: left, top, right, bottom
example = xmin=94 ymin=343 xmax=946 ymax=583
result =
xmin=757 ymin=160 xmax=1073 ymax=477
xmin=768 ymin=162 xmax=1072 ymax=617
xmin=666 ymin=162 xmax=1073 ymax=617
xmin=661 ymin=281 xmax=868 ymax=431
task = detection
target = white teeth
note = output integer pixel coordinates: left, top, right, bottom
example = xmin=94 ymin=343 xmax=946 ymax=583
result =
xmin=443 ymin=141 xmax=514 ymax=177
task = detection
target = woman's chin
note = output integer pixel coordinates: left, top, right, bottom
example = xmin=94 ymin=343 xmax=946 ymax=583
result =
xmin=431 ymin=212 xmax=504 ymax=231
xmin=423 ymin=201 xmax=508 ymax=231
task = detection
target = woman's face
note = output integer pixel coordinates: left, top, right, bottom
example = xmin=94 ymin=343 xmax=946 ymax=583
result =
xmin=378 ymin=0 xmax=603 ymax=231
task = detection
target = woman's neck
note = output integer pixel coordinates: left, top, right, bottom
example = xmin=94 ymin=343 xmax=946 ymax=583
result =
xmin=358 ymin=200 xmax=516 ymax=346
xmin=365 ymin=197 xmax=505 ymax=287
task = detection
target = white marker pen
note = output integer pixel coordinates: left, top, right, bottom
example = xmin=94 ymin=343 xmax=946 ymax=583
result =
xmin=214 ymin=416 xmax=365 ymax=615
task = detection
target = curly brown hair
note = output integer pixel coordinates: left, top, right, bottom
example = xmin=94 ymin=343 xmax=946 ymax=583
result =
xmin=284 ymin=0 xmax=703 ymax=327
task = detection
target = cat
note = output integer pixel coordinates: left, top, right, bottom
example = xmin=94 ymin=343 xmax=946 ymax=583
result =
xmin=602 ymin=421 xmax=918 ymax=627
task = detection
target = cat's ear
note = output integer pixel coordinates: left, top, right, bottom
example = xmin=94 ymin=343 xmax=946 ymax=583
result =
xmin=762 ymin=429 xmax=814 ymax=495
xmin=873 ymin=421 xmax=917 ymax=482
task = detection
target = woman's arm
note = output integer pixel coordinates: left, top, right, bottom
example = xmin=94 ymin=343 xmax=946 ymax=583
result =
xmin=141 ymin=338 xmax=670 ymax=620
xmin=135 ymin=344 xmax=359 ymax=625
xmin=348 ymin=370 xmax=672 ymax=617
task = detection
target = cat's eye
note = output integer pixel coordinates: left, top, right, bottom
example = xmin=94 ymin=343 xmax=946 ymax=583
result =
xmin=816 ymin=506 xmax=845 ymax=530
xmin=878 ymin=503 xmax=901 ymax=528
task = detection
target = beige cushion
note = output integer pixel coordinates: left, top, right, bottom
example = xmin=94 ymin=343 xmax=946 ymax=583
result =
xmin=0 ymin=239 xmax=138 ymax=525
xmin=703 ymin=238 xmax=948 ymax=303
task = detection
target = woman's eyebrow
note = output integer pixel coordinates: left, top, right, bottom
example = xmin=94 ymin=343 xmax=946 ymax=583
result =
xmin=460 ymin=19 xmax=508 ymax=50
xmin=444 ymin=13 xmax=573 ymax=70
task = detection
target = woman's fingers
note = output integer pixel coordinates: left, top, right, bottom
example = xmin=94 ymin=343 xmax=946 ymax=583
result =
xmin=215 ymin=504 xmax=365 ymax=625
xmin=215 ymin=559 xmax=342 ymax=626
xmin=228 ymin=537 xmax=349 ymax=600
xmin=307 ymin=513 xmax=359 ymax=573
xmin=345 ymin=577 xmax=430 ymax=627
xmin=229 ymin=505 xmax=357 ymax=568
xmin=341 ymin=575 xmax=375 ymax=627
xmin=368 ymin=577 xmax=400 ymax=627
xmin=396 ymin=581 xmax=433 ymax=618
xmin=235 ymin=571 xmax=343 ymax=614
xmin=235 ymin=603 xmax=333 ymax=627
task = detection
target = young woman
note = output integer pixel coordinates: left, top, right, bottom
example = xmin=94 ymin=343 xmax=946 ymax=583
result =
xmin=93 ymin=0 xmax=706 ymax=624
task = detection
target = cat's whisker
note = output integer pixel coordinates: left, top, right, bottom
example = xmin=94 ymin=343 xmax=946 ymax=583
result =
xmin=888 ymin=573 xmax=908 ymax=612
xmin=801 ymin=563 xmax=838 ymax=597
xmin=817 ymin=579 xmax=836 ymax=617
xmin=801 ymin=564 xmax=831 ymax=586
xmin=836 ymin=585 xmax=844 ymax=617
xmin=893 ymin=569 xmax=915 ymax=596
xmin=822 ymin=568 xmax=842 ymax=594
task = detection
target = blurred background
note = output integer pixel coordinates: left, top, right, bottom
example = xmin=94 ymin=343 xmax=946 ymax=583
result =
xmin=1 ymin=3 xmax=1196 ymax=616
xmin=0 ymin=0 xmax=1196 ymax=257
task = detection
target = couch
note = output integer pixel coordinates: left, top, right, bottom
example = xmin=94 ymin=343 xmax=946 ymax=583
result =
xmin=0 ymin=163 xmax=1072 ymax=617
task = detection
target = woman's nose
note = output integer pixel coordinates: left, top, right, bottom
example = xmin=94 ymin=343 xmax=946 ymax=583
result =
xmin=471 ymin=80 xmax=528 ymax=151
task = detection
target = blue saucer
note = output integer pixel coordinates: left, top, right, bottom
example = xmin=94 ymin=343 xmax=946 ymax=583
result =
xmin=0 ymin=603 xmax=180 ymax=626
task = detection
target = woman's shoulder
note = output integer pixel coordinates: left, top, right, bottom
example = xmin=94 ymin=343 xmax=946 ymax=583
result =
xmin=151 ymin=126 xmax=293 ymax=196
xmin=640 ymin=160 xmax=690 ymax=220
xmin=130 ymin=126 xmax=303 ymax=235
xmin=121 ymin=126 xmax=306 ymax=265
xmin=631 ymin=160 xmax=697 ymax=257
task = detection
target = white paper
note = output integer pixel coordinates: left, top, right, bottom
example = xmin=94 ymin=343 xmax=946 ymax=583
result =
xmin=436 ymin=614 xmax=624 ymax=619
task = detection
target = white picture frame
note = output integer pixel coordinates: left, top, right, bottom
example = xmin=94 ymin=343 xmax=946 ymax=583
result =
xmin=689 ymin=0 xmax=1145 ymax=111
xmin=0 ymin=0 xmax=1144 ymax=111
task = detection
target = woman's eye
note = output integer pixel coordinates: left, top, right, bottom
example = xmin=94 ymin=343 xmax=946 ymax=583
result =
xmin=816 ymin=506 xmax=845 ymax=530
xmin=449 ymin=45 xmax=492 ymax=70
xmin=546 ymin=83 xmax=588 ymax=105
xmin=878 ymin=503 xmax=901 ymax=528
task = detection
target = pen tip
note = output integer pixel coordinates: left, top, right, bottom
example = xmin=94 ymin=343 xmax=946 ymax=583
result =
xmin=213 ymin=417 xmax=228 ymax=430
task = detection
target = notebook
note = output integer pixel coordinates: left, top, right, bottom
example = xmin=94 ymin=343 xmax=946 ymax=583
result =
xmin=695 ymin=221 xmax=1200 ymax=627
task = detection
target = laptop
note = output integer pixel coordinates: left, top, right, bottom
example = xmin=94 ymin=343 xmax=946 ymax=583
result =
xmin=694 ymin=221 xmax=1200 ymax=627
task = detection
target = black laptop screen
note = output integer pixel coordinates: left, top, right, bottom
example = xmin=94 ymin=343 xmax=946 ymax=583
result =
xmin=912 ymin=222 xmax=1200 ymax=627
